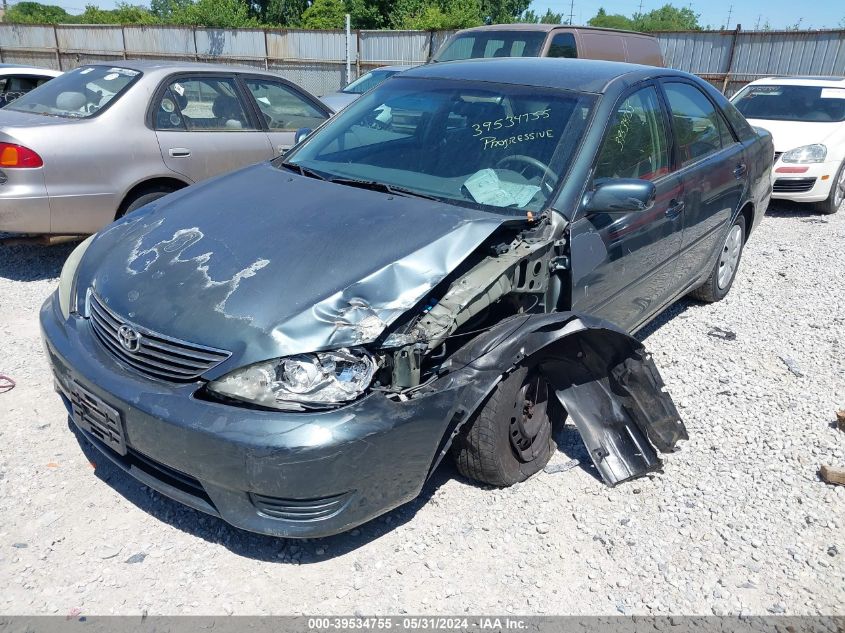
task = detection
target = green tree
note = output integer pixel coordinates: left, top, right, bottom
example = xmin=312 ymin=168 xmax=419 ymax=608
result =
xmin=480 ymin=0 xmax=529 ymax=23
xmin=3 ymin=1 xmax=71 ymax=23
xmin=77 ymin=2 xmax=156 ymax=23
xmin=587 ymin=3 xmax=700 ymax=31
xmin=345 ymin=0 xmax=389 ymax=29
xmin=634 ymin=4 xmax=700 ymax=31
xmin=150 ymin=0 xmax=193 ymax=20
xmin=300 ymin=0 xmax=346 ymax=28
xmin=170 ymin=0 xmax=259 ymax=27
xmin=519 ymin=8 xmax=563 ymax=24
xmin=391 ymin=0 xmax=480 ymax=29
xmin=588 ymin=7 xmax=634 ymax=29
xmin=262 ymin=0 xmax=310 ymax=25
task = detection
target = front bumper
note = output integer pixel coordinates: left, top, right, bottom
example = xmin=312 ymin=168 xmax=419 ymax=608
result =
xmin=0 ymin=168 xmax=51 ymax=233
xmin=771 ymin=159 xmax=841 ymax=202
xmin=40 ymin=293 xmax=460 ymax=538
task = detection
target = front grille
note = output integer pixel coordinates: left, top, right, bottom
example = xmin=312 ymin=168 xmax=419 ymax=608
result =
xmin=88 ymin=292 xmax=230 ymax=382
xmin=773 ymin=177 xmax=816 ymax=193
xmin=250 ymin=491 xmax=353 ymax=522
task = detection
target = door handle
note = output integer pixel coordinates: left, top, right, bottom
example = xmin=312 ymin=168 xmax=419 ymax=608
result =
xmin=277 ymin=145 xmax=291 ymax=155
xmin=733 ymin=163 xmax=747 ymax=179
xmin=168 ymin=148 xmax=191 ymax=158
xmin=666 ymin=199 xmax=685 ymax=219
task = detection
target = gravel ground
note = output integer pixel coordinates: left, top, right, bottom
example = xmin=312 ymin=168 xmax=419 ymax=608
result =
xmin=1 ymin=201 xmax=843 ymax=617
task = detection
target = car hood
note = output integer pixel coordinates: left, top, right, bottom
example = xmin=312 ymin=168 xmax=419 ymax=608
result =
xmin=745 ymin=118 xmax=842 ymax=153
xmin=77 ymin=161 xmax=506 ymax=374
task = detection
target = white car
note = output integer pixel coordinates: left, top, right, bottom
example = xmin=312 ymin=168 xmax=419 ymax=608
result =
xmin=732 ymin=76 xmax=845 ymax=214
xmin=0 ymin=64 xmax=62 ymax=108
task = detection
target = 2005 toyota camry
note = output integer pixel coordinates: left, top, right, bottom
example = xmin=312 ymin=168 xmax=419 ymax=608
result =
xmin=41 ymin=58 xmax=773 ymax=538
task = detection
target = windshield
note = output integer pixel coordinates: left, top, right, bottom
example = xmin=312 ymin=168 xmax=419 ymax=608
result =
xmin=284 ymin=76 xmax=596 ymax=213
xmin=5 ymin=65 xmax=140 ymax=119
xmin=343 ymin=69 xmax=402 ymax=94
xmin=434 ymin=31 xmax=547 ymax=62
xmin=732 ymin=84 xmax=845 ymax=123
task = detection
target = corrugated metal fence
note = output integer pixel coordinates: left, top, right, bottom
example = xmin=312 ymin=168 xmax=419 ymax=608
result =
xmin=0 ymin=23 xmax=457 ymax=95
xmin=0 ymin=23 xmax=843 ymax=96
xmin=658 ymin=28 xmax=845 ymax=95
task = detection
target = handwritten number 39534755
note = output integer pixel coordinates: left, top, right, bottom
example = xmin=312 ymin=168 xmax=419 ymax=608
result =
xmin=472 ymin=108 xmax=551 ymax=136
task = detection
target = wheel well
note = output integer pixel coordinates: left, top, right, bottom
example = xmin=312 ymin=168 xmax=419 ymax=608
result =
xmin=117 ymin=177 xmax=188 ymax=219
xmin=740 ymin=203 xmax=754 ymax=240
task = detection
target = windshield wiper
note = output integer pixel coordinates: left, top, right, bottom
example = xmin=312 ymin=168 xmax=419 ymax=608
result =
xmin=328 ymin=177 xmax=441 ymax=201
xmin=280 ymin=161 xmax=327 ymax=181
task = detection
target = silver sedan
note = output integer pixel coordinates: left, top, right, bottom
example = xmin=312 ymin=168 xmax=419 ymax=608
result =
xmin=0 ymin=61 xmax=332 ymax=235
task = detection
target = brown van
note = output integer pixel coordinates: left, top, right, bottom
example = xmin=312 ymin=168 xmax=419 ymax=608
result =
xmin=432 ymin=24 xmax=664 ymax=66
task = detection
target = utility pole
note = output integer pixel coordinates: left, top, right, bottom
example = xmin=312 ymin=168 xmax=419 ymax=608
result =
xmin=754 ymin=14 xmax=761 ymax=30
xmin=568 ymin=0 xmax=574 ymax=25
xmin=725 ymin=4 xmax=733 ymax=29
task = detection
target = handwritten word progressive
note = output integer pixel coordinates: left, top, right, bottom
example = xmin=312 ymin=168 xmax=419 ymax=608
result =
xmin=480 ymin=129 xmax=554 ymax=150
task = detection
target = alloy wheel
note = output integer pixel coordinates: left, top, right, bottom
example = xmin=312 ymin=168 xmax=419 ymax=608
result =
xmin=717 ymin=224 xmax=743 ymax=290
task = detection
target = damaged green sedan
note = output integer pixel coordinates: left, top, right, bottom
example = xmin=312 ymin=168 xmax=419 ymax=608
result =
xmin=41 ymin=58 xmax=772 ymax=537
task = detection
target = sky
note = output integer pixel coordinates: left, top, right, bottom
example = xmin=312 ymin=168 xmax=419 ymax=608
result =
xmin=5 ymin=0 xmax=845 ymax=29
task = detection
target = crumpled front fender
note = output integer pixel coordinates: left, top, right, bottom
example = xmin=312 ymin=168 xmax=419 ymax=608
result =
xmin=429 ymin=312 xmax=687 ymax=486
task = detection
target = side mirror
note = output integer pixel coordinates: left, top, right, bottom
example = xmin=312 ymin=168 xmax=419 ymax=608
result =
xmin=583 ymin=179 xmax=657 ymax=214
xmin=294 ymin=127 xmax=313 ymax=144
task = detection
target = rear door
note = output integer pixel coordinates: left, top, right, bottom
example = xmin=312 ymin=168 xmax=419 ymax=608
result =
xmin=239 ymin=75 xmax=331 ymax=156
xmin=152 ymin=73 xmax=273 ymax=182
xmin=569 ymin=83 xmax=684 ymax=332
xmin=659 ymin=80 xmax=747 ymax=288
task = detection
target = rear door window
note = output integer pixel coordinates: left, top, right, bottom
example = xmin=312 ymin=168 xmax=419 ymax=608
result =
xmin=155 ymin=77 xmax=256 ymax=132
xmin=547 ymin=33 xmax=577 ymax=58
xmin=663 ymin=82 xmax=732 ymax=168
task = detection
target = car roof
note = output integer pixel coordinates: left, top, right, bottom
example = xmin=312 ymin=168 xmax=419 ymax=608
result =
xmin=746 ymin=76 xmax=845 ymax=87
xmin=454 ymin=23 xmax=652 ymax=36
xmin=82 ymin=59 xmax=280 ymax=78
xmin=401 ymin=57 xmax=676 ymax=94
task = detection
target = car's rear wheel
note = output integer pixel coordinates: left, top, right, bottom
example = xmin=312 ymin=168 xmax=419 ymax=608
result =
xmin=452 ymin=366 xmax=555 ymax=486
xmin=116 ymin=186 xmax=177 ymax=220
xmin=689 ymin=215 xmax=746 ymax=303
xmin=816 ymin=160 xmax=845 ymax=215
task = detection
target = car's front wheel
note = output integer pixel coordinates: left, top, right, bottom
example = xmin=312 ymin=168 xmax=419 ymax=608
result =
xmin=452 ymin=366 xmax=555 ymax=486
xmin=689 ymin=215 xmax=746 ymax=303
xmin=816 ymin=160 xmax=845 ymax=215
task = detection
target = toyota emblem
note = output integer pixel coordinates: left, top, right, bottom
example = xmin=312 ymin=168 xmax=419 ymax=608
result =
xmin=117 ymin=325 xmax=141 ymax=352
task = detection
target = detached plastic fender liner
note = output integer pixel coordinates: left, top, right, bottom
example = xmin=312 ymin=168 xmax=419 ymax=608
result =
xmin=427 ymin=312 xmax=687 ymax=486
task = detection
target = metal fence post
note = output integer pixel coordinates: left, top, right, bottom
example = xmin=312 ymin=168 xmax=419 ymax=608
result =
xmin=722 ymin=25 xmax=741 ymax=93
xmin=345 ymin=14 xmax=352 ymax=84
xmin=53 ymin=24 xmax=61 ymax=70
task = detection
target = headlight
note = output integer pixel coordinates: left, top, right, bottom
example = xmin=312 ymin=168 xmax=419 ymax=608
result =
xmin=207 ymin=348 xmax=378 ymax=411
xmin=58 ymin=235 xmax=95 ymax=319
xmin=781 ymin=144 xmax=826 ymax=164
